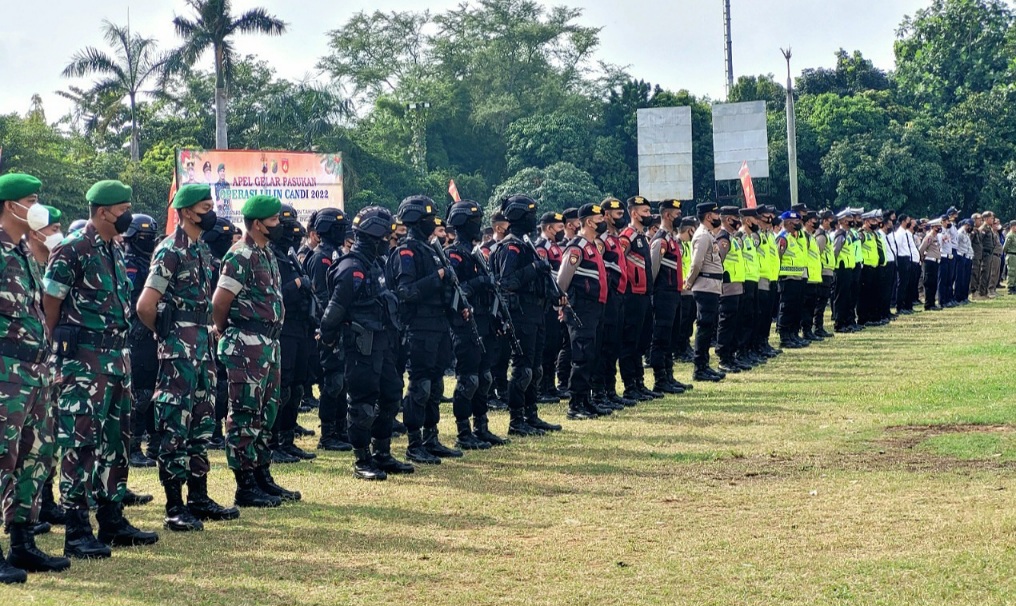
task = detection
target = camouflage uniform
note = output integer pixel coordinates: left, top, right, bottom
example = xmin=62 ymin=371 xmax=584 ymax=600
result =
xmin=144 ymin=226 xmax=217 ymax=482
xmin=43 ymin=222 xmax=132 ymax=508
xmin=0 ymin=227 xmax=54 ymax=527
xmin=216 ymin=233 xmax=284 ymax=471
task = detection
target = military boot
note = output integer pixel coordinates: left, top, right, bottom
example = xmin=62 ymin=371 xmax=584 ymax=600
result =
xmin=567 ymin=393 xmax=596 ymax=420
xmin=38 ymin=480 xmax=66 ymax=526
xmin=637 ymin=381 xmax=664 ymax=400
xmin=455 ymin=419 xmax=491 ymax=450
xmin=525 ymin=407 xmax=562 ymax=432
xmin=372 ymin=438 xmax=415 ymax=474
xmin=270 ymin=433 xmax=300 ymax=464
xmin=187 ymin=475 xmax=240 ymax=521
xmin=589 ymin=391 xmax=616 ymax=415
xmin=280 ymin=430 xmax=317 ymax=461
xmin=0 ymin=544 xmax=27 ymax=584
xmin=623 ymin=382 xmax=650 ymax=402
xmin=352 ymin=449 xmax=387 ymax=481
xmin=31 ymin=522 xmax=51 ymax=536
xmin=405 ymin=430 xmax=442 ymax=464
xmin=473 ymin=415 xmax=508 ymax=446
xmin=665 ymin=366 xmax=693 ymax=392
xmin=162 ymin=480 xmax=203 ymax=532
xmin=128 ymin=436 xmax=156 ymax=468
xmin=692 ymin=365 xmax=724 ymax=382
xmin=96 ymin=501 xmax=159 ymax=547
xmin=606 ymin=386 xmax=637 ymax=408
xmin=391 ymin=416 xmax=408 ymax=437
xmin=208 ymin=422 xmax=225 ymax=450
xmin=232 ymin=469 xmax=281 ymax=508
xmin=122 ymin=486 xmax=153 ymax=507
xmin=254 ymin=465 xmax=301 ymax=502
xmin=652 ymin=368 xmax=684 ymax=394
xmin=293 ymin=423 xmax=315 ymax=437
xmin=317 ymin=423 xmax=353 ymax=452
xmin=6 ymin=523 xmax=70 ymax=573
xmin=423 ymin=427 xmax=464 ymax=458
xmin=63 ymin=509 xmax=110 ymax=559
xmin=507 ymin=408 xmax=544 ymax=437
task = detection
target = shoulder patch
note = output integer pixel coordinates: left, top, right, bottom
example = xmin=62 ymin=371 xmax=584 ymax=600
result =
xmin=584 ymin=244 xmax=596 ymax=256
xmin=321 ymin=257 xmax=332 ymax=266
xmin=399 ymin=249 xmax=414 ymax=258
xmin=508 ymin=244 xmax=521 ymax=253
xmin=569 ymin=251 xmax=581 ymax=265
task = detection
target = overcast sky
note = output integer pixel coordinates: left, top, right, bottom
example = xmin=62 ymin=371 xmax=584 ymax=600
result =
xmin=1 ymin=0 xmax=931 ymax=119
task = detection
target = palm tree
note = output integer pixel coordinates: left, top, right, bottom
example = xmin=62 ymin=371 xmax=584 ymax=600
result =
xmin=62 ymin=20 xmax=168 ymax=162
xmin=169 ymin=0 xmax=287 ymax=150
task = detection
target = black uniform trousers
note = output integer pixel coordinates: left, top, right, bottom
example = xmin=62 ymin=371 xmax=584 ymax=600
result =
xmin=777 ymin=278 xmax=805 ymax=336
xmin=692 ymin=291 xmax=720 ymax=370
xmin=857 ymin=265 xmax=880 ymax=324
xmin=676 ymin=293 xmax=696 ymax=355
xmin=492 ymin=338 xmax=510 ymax=400
xmin=895 ymin=260 xmax=912 ymax=311
xmin=128 ymin=332 xmax=157 ymax=442
xmin=509 ymin=299 xmax=546 ymax=417
xmin=753 ymin=286 xmax=773 ymax=350
xmin=832 ymin=268 xmax=853 ymax=328
xmin=404 ymin=327 xmax=452 ymax=432
xmin=345 ymin=328 xmax=402 ymax=450
xmin=923 ymin=260 xmax=939 ymax=309
xmin=452 ymin=317 xmax=494 ymax=422
xmin=850 ymin=265 xmax=864 ymax=324
xmin=541 ymin=310 xmax=562 ymax=391
xmin=319 ymin=341 xmax=347 ymax=432
xmin=800 ymin=282 xmax=820 ymax=332
xmin=278 ymin=333 xmax=314 ymax=434
xmin=878 ymin=262 xmax=895 ymax=320
xmin=556 ymin=323 xmax=572 ymax=391
xmin=716 ymin=293 xmax=741 ymax=362
xmin=595 ymin=292 xmax=623 ymax=394
xmin=814 ymin=275 xmax=832 ymax=330
xmin=619 ymin=293 xmax=651 ymax=386
xmin=649 ymin=290 xmax=681 ymax=370
xmin=567 ymin=297 xmax=604 ymax=397
xmin=737 ymin=281 xmax=758 ymax=355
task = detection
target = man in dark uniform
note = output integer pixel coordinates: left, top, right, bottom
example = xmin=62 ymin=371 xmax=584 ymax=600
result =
xmin=534 ymin=212 xmax=565 ymax=403
xmin=648 ymin=199 xmax=689 ymax=394
xmin=618 ymin=196 xmax=660 ymax=401
xmin=321 ymin=207 xmax=414 ymax=480
xmin=685 ymin=202 xmax=726 ymax=382
xmin=445 ymin=201 xmax=507 ymax=449
xmin=776 ymin=210 xmax=809 ymax=348
xmin=715 ymin=206 xmax=748 ymax=373
xmin=268 ymin=205 xmax=317 ymax=463
xmin=202 ymin=217 xmax=236 ymax=449
xmin=305 ymin=208 xmax=353 ymax=452
xmin=592 ymin=199 xmax=632 ymax=412
xmin=556 ymin=207 xmax=580 ymax=395
xmin=557 ymin=204 xmax=608 ymax=420
xmin=123 ymin=214 xmax=160 ymax=469
xmin=477 ymin=212 xmax=510 ymax=411
xmin=386 ymin=196 xmax=464 ymax=463
xmin=490 ymin=195 xmax=564 ymax=436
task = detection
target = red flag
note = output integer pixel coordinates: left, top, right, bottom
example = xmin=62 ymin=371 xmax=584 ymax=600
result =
xmin=448 ymin=179 xmax=461 ymax=202
xmin=165 ymin=173 xmax=178 ymax=234
xmin=739 ymin=161 xmax=758 ymax=208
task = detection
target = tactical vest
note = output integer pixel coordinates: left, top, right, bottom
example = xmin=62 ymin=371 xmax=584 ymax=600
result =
xmin=760 ymin=232 xmax=781 ymax=281
xmin=740 ymin=232 xmax=760 ymax=282
xmin=778 ymin=231 xmax=807 ymax=279
xmin=619 ymin=226 xmax=650 ymax=295
xmin=860 ymin=232 xmax=879 ymax=268
xmin=534 ymin=236 xmax=563 ymax=280
xmin=804 ymin=232 xmax=822 ymax=284
xmin=652 ymin=231 xmax=683 ymax=291
xmin=719 ymin=232 xmax=745 ymax=283
xmin=602 ymin=233 xmax=628 ymax=294
xmin=834 ymin=230 xmax=856 ymax=269
xmin=566 ymin=236 xmax=608 ymax=304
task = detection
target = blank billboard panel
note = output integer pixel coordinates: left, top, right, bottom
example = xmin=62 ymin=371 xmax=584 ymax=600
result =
xmin=637 ymin=107 xmax=694 ymax=200
xmin=712 ymin=101 xmax=770 ymax=181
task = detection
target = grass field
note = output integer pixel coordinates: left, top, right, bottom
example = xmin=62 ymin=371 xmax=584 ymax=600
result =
xmin=3 ymin=298 xmax=1015 ymax=605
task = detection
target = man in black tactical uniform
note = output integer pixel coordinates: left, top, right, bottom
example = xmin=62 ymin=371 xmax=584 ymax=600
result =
xmin=124 ymin=214 xmax=160 ymax=469
xmin=321 ymin=206 xmax=414 ymax=480
xmin=203 ymin=217 xmax=237 ymax=450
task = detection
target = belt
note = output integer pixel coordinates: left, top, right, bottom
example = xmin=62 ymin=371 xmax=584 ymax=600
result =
xmin=230 ymin=318 xmax=282 ymax=340
xmin=0 ymin=340 xmax=48 ymax=364
xmin=78 ymin=330 xmax=127 ymax=350
xmin=175 ymin=310 xmax=213 ymax=325
xmin=700 ymin=272 xmax=723 ymax=280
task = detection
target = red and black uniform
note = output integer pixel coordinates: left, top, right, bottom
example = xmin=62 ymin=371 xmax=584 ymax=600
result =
xmin=534 ymin=235 xmax=564 ymax=397
xmin=594 ymin=231 xmax=627 ymax=399
xmin=559 ymin=236 xmax=607 ymax=408
xmin=649 ymin=229 xmax=683 ymax=377
xmin=618 ymin=225 xmax=654 ymax=392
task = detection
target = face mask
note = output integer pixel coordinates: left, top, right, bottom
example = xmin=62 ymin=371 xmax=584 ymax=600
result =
xmin=749 ymin=224 xmax=760 ymax=233
xmin=418 ymin=216 xmax=438 ymax=239
xmin=709 ymin=218 xmax=721 ymax=229
xmin=15 ymin=202 xmax=51 ymax=231
xmin=111 ymin=209 xmax=133 ymax=234
xmin=44 ymin=231 xmax=64 ymax=251
xmin=196 ymin=209 xmax=217 ymax=232
xmin=435 ymin=236 xmax=447 ymax=246
xmin=132 ymin=236 xmax=156 ymax=255
xmin=265 ymin=222 xmax=286 ymax=243
xmin=614 ymin=214 xmax=629 ymax=229
xmin=595 ymin=221 xmax=608 ymax=235
xmin=208 ymin=238 xmax=232 ymax=260
xmin=553 ymin=230 xmax=564 ymax=243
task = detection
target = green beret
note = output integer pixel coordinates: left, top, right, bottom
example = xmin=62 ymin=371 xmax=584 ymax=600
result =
xmin=42 ymin=205 xmax=62 ymax=226
xmin=86 ymin=180 xmax=132 ymax=206
xmin=172 ymin=183 xmax=212 ymax=209
xmin=0 ymin=173 xmax=42 ymax=202
xmin=242 ymin=195 xmax=282 ymax=220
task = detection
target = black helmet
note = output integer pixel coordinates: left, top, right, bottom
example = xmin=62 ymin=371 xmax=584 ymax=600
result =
xmin=397 ymin=195 xmax=437 ymax=224
xmin=202 ymin=217 xmax=237 ymax=244
xmin=447 ymin=200 xmax=483 ymax=228
xmin=279 ymin=204 xmax=299 ymax=225
xmin=312 ymin=207 xmax=347 ymax=233
xmin=125 ymin=214 xmax=158 ymax=239
xmin=68 ymin=219 xmax=87 ymax=234
xmin=306 ymin=209 xmax=320 ymax=233
xmin=352 ymin=206 xmax=395 ymax=239
xmin=501 ymin=194 xmax=537 ymax=223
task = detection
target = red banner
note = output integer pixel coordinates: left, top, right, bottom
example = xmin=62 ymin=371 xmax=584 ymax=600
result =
xmin=165 ymin=174 xmax=179 ymax=234
xmin=448 ymin=179 xmax=461 ymax=202
xmin=739 ymin=161 xmax=757 ymax=208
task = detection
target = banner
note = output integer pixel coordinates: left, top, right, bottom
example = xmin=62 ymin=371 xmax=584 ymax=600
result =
xmin=739 ymin=161 xmax=757 ymax=209
xmin=174 ymin=149 xmax=344 ymax=228
xmin=448 ymin=179 xmax=461 ymax=202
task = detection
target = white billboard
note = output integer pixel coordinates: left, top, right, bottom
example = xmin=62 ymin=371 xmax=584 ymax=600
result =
xmin=712 ymin=101 xmax=770 ymax=181
xmin=637 ymin=107 xmax=694 ymax=200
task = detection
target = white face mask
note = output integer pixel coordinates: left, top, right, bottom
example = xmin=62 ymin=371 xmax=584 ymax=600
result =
xmin=43 ymin=231 xmax=64 ymax=251
xmin=13 ymin=202 xmax=51 ymax=231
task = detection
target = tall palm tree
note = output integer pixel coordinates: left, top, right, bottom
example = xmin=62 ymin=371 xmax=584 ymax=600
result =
xmin=62 ymin=20 xmax=168 ymax=162
xmin=169 ymin=0 xmax=287 ymax=150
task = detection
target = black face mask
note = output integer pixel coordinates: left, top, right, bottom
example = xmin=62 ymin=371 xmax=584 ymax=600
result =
xmin=458 ymin=221 xmax=482 ymax=244
xmin=749 ymin=224 xmax=760 ymax=233
xmin=553 ymin=230 xmax=565 ymax=243
xmin=265 ymin=222 xmax=286 ymax=243
xmin=417 ymin=216 xmax=437 ymax=239
xmin=196 ymin=210 xmax=217 ymax=232
xmin=131 ymin=236 xmax=156 ymax=255
xmin=207 ymin=237 xmax=231 ymax=260
xmin=614 ymin=213 xmax=629 ymax=229
xmin=111 ymin=209 xmax=133 ymax=235
xmin=595 ymin=221 xmax=608 ymax=235
xmin=512 ymin=214 xmax=537 ymax=236
xmin=709 ymin=218 xmax=722 ymax=229
xmin=435 ymin=236 xmax=447 ymax=246
xmin=322 ymin=226 xmax=346 ymax=248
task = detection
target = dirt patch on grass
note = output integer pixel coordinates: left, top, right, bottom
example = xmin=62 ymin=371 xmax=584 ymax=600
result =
xmin=883 ymin=423 xmax=1016 ymax=448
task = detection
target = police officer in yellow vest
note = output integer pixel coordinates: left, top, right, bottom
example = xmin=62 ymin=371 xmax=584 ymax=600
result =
xmin=849 ymin=208 xmax=866 ymax=329
xmin=675 ymin=217 xmax=698 ymax=363
xmin=832 ymin=209 xmax=858 ymax=332
xmin=812 ymin=210 xmax=836 ymax=338
xmin=752 ymin=205 xmax=782 ymax=358
xmin=799 ymin=211 xmax=826 ymax=342
xmin=715 ymin=206 xmax=749 ymax=373
xmin=734 ymin=207 xmax=765 ymax=367
xmin=776 ymin=210 xmax=809 ymax=349
xmin=857 ymin=210 xmax=884 ymax=326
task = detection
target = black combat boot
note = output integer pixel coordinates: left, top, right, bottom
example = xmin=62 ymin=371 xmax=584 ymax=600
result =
xmin=567 ymin=393 xmax=596 ymax=420
xmin=473 ymin=416 xmax=507 ymax=446
xmin=652 ymin=368 xmax=684 ymax=394
xmin=405 ymin=430 xmax=442 ymax=464
xmin=254 ymin=465 xmax=301 ymax=502
xmin=391 ymin=416 xmax=408 ymax=437
xmin=128 ymin=436 xmax=156 ymax=468
xmin=39 ymin=480 xmax=66 ymax=526
xmin=606 ymin=387 xmax=637 ymax=408
xmin=270 ymin=432 xmax=300 ymax=464
xmin=122 ymin=486 xmax=153 ymax=507
xmin=637 ymin=381 xmax=664 ymax=400
xmin=693 ymin=366 xmax=724 ymax=382
xmin=232 ymin=469 xmax=281 ymax=508
xmin=423 ymin=427 xmax=464 ymax=458
xmin=665 ymin=366 xmax=693 ymax=392
xmin=622 ymin=382 xmax=650 ymax=402
xmin=31 ymin=521 xmax=51 ymax=535
xmin=0 ymin=543 xmax=27 ymax=584
xmin=317 ymin=423 xmax=353 ymax=452
xmin=208 ymin=423 xmax=225 ymax=450
xmin=187 ymin=475 xmax=240 ymax=521
xmin=293 ymin=423 xmax=315 ymax=437
xmin=525 ymin=407 xmax=562 ymax=432
xmin=6 ymin=523 xmax=70 ymax=573
xmin=162 ymin=480 xmax=203 ymax=532
xmin=507 ymin=408 xmax=544 ymax=437
xmin=372 ymin=438 xmax=415 ymax=474
xmin=454 ymin=419 xmax=491 ymax=450
xmin=96 ymin=501 xmax=159 ymax=547
xmin=353 ymin=448 xmax=387 ymax=481
xmin=63 ymin=509 xmax=110 ymax=559
xmin=281 ymin=430 xmax=317 ymax=461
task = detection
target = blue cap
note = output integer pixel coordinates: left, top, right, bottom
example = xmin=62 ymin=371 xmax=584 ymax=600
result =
xmin=779 ymin=211 xmax=800 ymax=221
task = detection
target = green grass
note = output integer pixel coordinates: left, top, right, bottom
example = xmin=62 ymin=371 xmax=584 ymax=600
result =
xmin=3 ymin=297 xmax=1016 ymax=605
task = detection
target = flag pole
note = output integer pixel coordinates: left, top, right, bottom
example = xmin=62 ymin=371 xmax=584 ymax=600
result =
xmin=782 ymin=47 xmax=799 ymax=208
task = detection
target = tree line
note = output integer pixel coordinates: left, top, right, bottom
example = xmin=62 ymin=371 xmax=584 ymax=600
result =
xmin=1 ymin=0 xmax=1014 ymax=226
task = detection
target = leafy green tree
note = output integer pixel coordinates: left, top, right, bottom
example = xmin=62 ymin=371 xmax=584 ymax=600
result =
xmin=487 ymin=162 xmax=602 ymax=216
xmin=798 ymin=93 xmax=889 ymax=151
xmin=504 ymin=112 xmax=594 ymax=174
xmin=728 ymin=74 xmax=786 ymax=113
xmin=796 ymin=49 xmax=892 ymax=97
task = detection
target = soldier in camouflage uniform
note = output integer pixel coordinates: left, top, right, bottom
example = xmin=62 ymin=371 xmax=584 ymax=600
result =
xmin=0 ymin=174 xmax=70 ymax=583
xmin=212 ymin=195 xmax=300 ymax=507
xmin=42 ymin=179 xmax=159 ymax=559
xmin=136 ymin=184 xmax=241 ymax=531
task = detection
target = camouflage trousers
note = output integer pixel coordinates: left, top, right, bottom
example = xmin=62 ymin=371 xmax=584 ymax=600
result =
xmin=0 ymin=381 xmax=55 ymax=526
xmin=223 ymin=349 xmax=281 ymax=471
xmin=55 ymin=372 xmax=131 ymax=508
xmin=153 ymin=358 xmax=215 ymax=483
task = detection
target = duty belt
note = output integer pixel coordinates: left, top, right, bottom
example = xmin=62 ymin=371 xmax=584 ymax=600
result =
xmin=78 ymin=330 xmax=127 ymax=351
xmin=175 ymin=309 xmax=213 ymax=325
xmin=230 ymin=318 xmax=282 ymax=340
xmin=0 ymin=340 xmax=48 ymax=364
xmin=699 ymin=272 xmax=723 ymax=280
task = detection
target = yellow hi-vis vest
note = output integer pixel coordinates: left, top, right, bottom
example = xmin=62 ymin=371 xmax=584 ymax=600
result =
xmin=680 ymin=239 xmax=692 ymax=286
xmin=836 ymin=230 xmax=856 ymax=269
xmin=722 ymin=234 xmax=745 ymax=283
xmin=778 ymin=231 xmax=807 ymax=279
xmin=819 ymin=231 xmax=836 ymax=271
xmin=804 ymin=231 xmax=822 ymax=284
xmin=851 ymin=228 xmax=864 ymax=265
xmin=860 ymin=231 xmax=879 ymax=267
xmin=759 ymin=232 xmax=780 ymax=281
xmin=741 ymin=233 xmax=760 ymax=282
